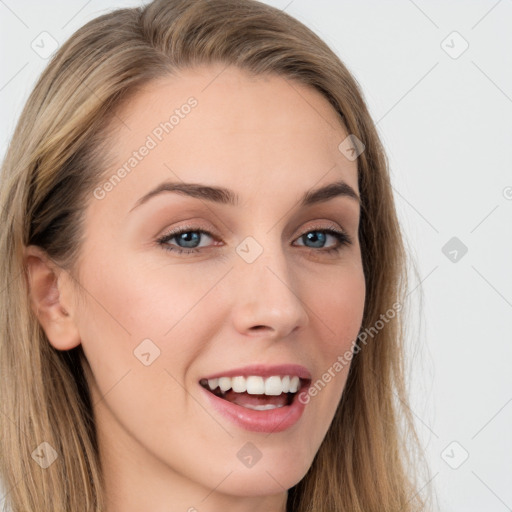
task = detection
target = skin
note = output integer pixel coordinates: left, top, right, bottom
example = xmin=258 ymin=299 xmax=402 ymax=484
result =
xmin=24 ymin=64 xmax=366 ymax=512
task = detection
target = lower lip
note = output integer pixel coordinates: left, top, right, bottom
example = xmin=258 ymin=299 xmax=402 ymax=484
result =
xmin=199 ymin=384 xmax=309 ymax=433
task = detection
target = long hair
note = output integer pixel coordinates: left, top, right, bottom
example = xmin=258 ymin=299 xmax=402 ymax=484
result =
xmin=0 ymin=1 xmax=432 ymax=510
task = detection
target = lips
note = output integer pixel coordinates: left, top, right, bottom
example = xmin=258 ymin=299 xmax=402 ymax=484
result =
xmin=197 ymin=364 xmax=312 ymax=432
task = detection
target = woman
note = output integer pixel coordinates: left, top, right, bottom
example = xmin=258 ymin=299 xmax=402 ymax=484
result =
xmin=0 ymin=0 xmax=432 ymax=510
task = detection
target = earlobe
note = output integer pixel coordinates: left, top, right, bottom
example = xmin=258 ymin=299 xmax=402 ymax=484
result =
xmin=23 ymin=245 xmax=81 ymax=351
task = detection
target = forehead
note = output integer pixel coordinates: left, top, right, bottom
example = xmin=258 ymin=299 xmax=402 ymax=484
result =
xmin=93 ymin=64 xmax=358 ymax=215
xmin=119 ymin=64 xmax=346 ymax=134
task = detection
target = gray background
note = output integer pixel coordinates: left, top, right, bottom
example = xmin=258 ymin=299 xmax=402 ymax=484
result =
xmin=1 ymin=1 xmax=511 ymax=510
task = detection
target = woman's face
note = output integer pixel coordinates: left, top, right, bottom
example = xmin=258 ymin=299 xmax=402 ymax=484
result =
xmin=60 ymin=65 xmax=365 ymax=509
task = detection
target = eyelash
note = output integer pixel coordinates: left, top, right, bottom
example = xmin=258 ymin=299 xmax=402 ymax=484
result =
xmin=156 ymin=223 xmax=353 ymax=256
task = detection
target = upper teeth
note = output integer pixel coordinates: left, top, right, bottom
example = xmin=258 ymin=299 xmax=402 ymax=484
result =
xmin=205 ymin=375 xmax=301 ymax=395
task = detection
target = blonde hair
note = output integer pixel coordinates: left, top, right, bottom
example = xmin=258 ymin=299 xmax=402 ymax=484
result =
xmin=0 ymin=0 xmax=432 ymax=510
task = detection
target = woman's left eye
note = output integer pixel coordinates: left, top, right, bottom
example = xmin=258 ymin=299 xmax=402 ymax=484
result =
xmin=156 ymin=225 xmax=352 ymax=255
xmin=293 ymin=228 xmax=352 ymax=254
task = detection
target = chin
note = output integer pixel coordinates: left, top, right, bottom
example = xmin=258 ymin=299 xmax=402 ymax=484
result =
xmin=209 ymin=452 xmax=313 ymax=497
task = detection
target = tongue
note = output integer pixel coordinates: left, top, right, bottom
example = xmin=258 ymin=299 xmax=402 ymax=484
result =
xmin=223 ymin=390 xmax=289 ymax=408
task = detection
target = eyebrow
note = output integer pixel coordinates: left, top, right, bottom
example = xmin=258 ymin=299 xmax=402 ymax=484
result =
xmin=128 ymin=178 xmax=360 ymax=213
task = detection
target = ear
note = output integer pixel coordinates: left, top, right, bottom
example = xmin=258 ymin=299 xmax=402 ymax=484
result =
xmin=23 ymin=245 xmax=81 ymax=351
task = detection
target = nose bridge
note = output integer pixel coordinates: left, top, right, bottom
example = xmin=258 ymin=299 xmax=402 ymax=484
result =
xmin=230 ymin=234 xmax=309 ymax=337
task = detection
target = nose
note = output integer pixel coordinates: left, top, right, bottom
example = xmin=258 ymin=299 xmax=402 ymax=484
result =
xmin=229 ymin=245 xmax=310 ymax=339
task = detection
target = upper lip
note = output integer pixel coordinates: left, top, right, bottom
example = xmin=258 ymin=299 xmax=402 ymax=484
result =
xmin=200 ymin=364 xmax=312 ymax=381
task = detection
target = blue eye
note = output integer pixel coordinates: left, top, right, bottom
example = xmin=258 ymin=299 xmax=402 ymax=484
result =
xmin=157 ymin=227 xmax=216 ymax=254
xmin=156 ymin=225 xmax=352 ymax=255
xmin=295 ymin=229 xmax=352 ymax=253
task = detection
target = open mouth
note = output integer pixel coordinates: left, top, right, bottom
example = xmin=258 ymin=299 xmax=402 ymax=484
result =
xmin=199 ymin=375 xmax=309 ymax=411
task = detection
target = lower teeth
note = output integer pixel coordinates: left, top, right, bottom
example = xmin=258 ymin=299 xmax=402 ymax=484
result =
xmin=241 ymin=403 xmax=285 ymax=411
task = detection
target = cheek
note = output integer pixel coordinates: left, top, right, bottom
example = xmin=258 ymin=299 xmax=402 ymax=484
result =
xmin=75 ymin=256 xmax=227 ymax=380
xmin=75 ymin=258 xmax=212 ymax=442
xmin=287 ymin=266 xmax=365 ymax=470
xmin=79 ymin=253 xmax=196 ymax=335
xmin=312 ymin=265 xmax=366 ymax=358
